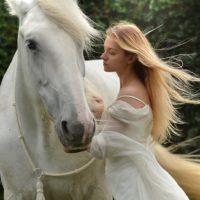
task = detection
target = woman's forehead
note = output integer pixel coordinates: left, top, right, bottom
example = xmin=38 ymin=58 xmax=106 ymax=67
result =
xmin=104 ymin=36 xmax=121 ymax=50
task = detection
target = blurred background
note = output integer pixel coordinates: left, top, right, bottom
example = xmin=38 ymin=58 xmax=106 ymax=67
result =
xmin=0 ymin=0 xmax=200 ymax=199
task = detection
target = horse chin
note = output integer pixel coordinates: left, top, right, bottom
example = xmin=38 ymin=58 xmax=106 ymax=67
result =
xmin=62 ymin=133 xmax=93 ymax=153
xmin=56 ymin=129 xmax=90 ymax=153
xmin=63 ymin=146 xmax=88 ymax=153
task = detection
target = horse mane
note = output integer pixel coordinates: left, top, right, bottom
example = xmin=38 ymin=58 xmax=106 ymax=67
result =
xmin=5 ymin=0 xmax=99 ymax=50
xmin=37 ymin=0 xmax=99 ymax=50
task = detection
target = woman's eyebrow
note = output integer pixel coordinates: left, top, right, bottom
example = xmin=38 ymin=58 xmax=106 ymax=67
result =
xmin=104 ymin=47 xmax=120 ymax=51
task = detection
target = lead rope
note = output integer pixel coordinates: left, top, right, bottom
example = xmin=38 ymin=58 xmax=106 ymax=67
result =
xmin=12 ymin=50 xmax=95 ymax=199
xmin=14 ymin=102 xmax=95 ymax=199
xmin=36 ymin=178 xmax=45 ymax=200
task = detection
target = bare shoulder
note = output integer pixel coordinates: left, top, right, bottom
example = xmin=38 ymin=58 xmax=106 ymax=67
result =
xmin=118 ymin=85 xmax=150 ymax=109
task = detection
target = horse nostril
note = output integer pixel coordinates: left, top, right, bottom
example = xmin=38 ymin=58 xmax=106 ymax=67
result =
xmin=59 ymin=119 xmax=94 ymax=150
xmin=61 ymin=120 xmax=69 ymax=134
xmin=61 ymin=120 xmax=84 ymax=141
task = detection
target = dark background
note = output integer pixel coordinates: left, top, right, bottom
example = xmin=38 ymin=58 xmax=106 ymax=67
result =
xmin=0 ymin=0 xmax=200 ymax=199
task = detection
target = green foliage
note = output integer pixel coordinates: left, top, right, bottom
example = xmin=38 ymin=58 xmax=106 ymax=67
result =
xmin=0 ymin=0 xmax=199 ymax=198
xmin=0 ymin=183 xmax=2 ymax=200
xmin=0 ymin=0 xmax=18 ymax=82
xmin=79 ymin=0 xmax=200 ymax=152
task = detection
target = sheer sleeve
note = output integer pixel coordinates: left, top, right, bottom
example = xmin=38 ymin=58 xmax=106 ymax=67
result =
xmin=89 ymin=133 xmax=106 ymax=159
xmin=89 ymin=100 xmax=152 ymax=159
xmin=89 ymin=112 xmax=126 ymax=159
xmin=108 ymin=100 xmax=151 ymax=123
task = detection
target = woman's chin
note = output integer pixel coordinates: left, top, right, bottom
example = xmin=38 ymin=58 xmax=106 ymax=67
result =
xmin=104 ymin=66 xmax=112 ymax=72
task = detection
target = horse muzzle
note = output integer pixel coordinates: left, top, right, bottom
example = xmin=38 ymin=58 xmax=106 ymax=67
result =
xmin=55 ymin=119 xmax=96 ymax=153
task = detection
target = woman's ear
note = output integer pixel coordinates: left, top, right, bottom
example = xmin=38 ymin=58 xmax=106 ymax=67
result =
xmin=127 ymin=53 xmax=136 ymax=65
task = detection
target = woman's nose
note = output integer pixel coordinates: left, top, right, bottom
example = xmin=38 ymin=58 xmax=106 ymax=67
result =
xmin=101 ymin=52 xmax=107 ymax=60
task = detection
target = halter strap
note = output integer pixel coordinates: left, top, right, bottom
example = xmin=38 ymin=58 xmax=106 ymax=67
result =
xmin=13 ymin=64 xmax=95 ymax=200
xmin=117 ymin=95 xmax=146 ymax=106
xmin=14 ymin=104 xmax=95 ymax=177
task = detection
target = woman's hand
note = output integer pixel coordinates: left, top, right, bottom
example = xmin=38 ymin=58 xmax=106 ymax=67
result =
xmin=87 ymin=94 xmax=104 ymax=119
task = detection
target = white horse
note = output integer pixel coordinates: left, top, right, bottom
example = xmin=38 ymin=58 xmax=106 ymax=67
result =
xmin=0 ymin=0 xmax=119 ymax=199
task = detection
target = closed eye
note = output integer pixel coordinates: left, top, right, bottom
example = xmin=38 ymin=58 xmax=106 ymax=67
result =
xmin=108 ymin=48 xmax=119 ymax=55
xmin=109 ymin=51 xmax=117 ymax=55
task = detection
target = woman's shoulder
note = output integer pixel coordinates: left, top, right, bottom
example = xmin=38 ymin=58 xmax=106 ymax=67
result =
xmin=117 ymin=86 xmax=150 ymax=109
xmin=107 ymin=99 xmax=151 ymax=124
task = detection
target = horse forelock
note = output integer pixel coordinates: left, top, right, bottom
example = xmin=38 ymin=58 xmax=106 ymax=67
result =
xmin=36 ymin=0 xmax=99 ymax=50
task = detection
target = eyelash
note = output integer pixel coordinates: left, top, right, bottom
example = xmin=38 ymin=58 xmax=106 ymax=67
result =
xmin=105 ymin=50 xmax=116 ymax=55
xmin=103 ymin=49 xmax=117 ymax=55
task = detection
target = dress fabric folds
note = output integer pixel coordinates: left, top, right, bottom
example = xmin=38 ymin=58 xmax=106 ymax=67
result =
xmin=90 ymin=99 xmax=189 ymax=200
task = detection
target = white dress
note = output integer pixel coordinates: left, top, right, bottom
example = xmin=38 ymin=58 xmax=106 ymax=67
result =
xmin=90 ymin=95 xmax=189 ymax=200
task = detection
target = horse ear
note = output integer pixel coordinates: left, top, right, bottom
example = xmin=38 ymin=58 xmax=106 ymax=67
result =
xmin=5 ymin=0 xmax=36 ymax=18
xmin=5 ymin=0 xmax=17 ymax=15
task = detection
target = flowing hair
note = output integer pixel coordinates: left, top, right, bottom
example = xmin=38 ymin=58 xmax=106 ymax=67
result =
xmin=106 ymin=21 xmax=200 ymax=143
xmin=106 ymin=21 xmax=200 ymax=199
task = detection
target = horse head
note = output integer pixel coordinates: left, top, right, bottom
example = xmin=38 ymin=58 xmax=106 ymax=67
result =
xmin=6 ymin=0 xmax=99 ymax=152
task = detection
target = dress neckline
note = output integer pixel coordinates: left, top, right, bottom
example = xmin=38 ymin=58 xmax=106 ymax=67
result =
xmin=117 ymin=95 xmax=149 ymax=107
xmin=116 ymin=99 xmax=150 ymax=111
xmin=107 ymin=99 xmax=150 ymax=114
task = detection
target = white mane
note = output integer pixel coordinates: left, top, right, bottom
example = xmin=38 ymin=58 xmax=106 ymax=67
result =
xmin=5 ymin=0 xmax=99 ymax=49
xmin=37 ymin=0 xmax=99 ymax=49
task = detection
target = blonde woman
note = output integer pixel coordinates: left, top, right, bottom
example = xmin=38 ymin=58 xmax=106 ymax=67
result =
xmin=88 ymin=22 xmax=200 ymax=200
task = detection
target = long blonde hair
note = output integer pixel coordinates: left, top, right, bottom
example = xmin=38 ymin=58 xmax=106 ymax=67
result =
xmin=106 ymin=21 xmax=200 ymax=143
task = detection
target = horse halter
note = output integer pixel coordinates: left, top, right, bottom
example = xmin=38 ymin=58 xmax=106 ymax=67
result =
xmin=13 ymin=102 xmax=95 ymax=199
xmin=13 ymin=101 xmax=95 ymax=200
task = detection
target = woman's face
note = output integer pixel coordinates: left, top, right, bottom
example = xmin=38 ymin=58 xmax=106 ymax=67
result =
xmin=101 ymin=36 xmax=134 ymax=74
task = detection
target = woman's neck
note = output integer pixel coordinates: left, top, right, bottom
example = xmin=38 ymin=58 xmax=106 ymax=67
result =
xmin=117 ymin=70 xmax=139 ymax=89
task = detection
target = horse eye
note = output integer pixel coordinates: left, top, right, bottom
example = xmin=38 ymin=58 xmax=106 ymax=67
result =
xmin=26 ymin=39 xmax=37 ymax=51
